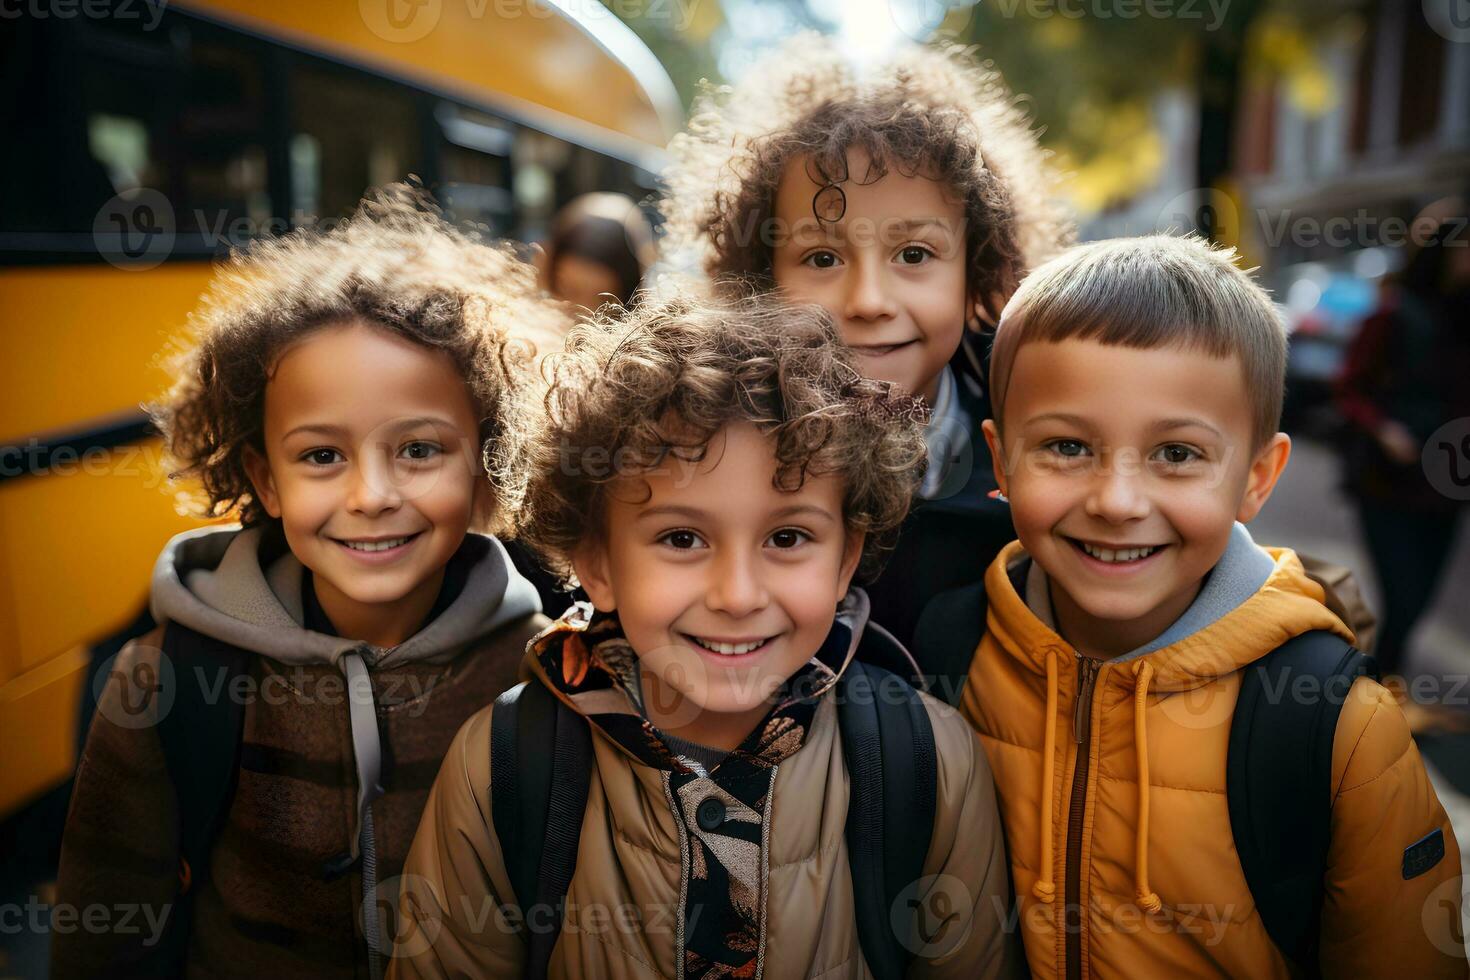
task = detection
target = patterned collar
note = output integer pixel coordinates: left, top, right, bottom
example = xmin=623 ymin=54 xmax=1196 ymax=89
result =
xmin=528 ymin=600 xmax=859 ymax=775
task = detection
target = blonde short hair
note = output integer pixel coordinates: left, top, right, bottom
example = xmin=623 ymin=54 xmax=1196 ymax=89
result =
xmin=989 ymin=234 xmax=1288 ymax=449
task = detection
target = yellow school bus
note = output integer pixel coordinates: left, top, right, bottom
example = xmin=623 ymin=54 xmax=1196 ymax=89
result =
xmin=0 ymin=0 xmax=679 ymax=818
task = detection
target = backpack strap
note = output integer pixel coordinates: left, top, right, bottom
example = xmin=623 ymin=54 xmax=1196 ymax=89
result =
xmin=489 ymin=681 xmax=592 ymax=979
xmin=1227 ymin=630 xmax=1376 ymax=977
xmin=149 ymin=624 xmax=251 ymax=975
xmin=911 ymin=581 xmax=988 ymax=707
xmin=837 ymin=660 xmax=938 ymax=980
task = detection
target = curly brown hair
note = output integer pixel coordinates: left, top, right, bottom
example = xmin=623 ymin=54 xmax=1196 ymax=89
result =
xmin=660 ymin=35 xmax=1074 ymax=320
xmin=152 ymin=181 xmax=568 ymax=534
xmin=513 ymin=287 xmax=931 ymax=587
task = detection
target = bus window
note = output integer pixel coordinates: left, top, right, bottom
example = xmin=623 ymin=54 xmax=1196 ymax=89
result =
xmin=0 ymin=12 xmax=273 ymax=259
xmin=290 ymin=63 xmax=421 ymax=225
xmin=436 ymin=103 xmax=515 ymax=234
xmin=174 ymin=36 xmax=273 ymax=247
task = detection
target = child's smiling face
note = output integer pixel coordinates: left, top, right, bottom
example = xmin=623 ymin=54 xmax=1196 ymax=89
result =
xmin=244 ymin=320 xmax=486 ymax=647
xmin=574 ymin=421 xmax=862 ymax=751
xmin=770 ymin=148 xmax=970 ymax=405
xmin=983 ymin=338 xmax=1291 ymax=657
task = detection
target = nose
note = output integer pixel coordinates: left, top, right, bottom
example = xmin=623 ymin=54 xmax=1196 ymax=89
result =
xmin=346 ymin=450 xmax=403 ymax=517
xmin=1084 ymin=452 xmax=1151 ymax=524
xmin=706 ymin=547 xmax=770 ymax=619
xmin=842 ymin=257 xmax=897 ymax=324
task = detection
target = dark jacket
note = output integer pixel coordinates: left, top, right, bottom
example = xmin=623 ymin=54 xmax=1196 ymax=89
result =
xmin=1336 ymin=289 xmax=1470 ymax=510
xmin=864 ymin=333 xmax=1015 ymax=653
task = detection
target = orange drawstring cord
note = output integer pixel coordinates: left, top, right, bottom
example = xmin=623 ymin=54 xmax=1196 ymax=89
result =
xmin=1132 ymin=660 xmax=1162 ymax=914
xmin=1033 ymin=647 xmax=1059 ymax=903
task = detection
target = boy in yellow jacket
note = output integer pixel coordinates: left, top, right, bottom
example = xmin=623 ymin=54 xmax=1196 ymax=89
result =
xmin=956 ymin=234 xmax=1466 ymax=977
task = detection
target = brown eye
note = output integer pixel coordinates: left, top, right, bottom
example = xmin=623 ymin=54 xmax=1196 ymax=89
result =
xmin=1156 ymin=444 xmax=1200 ymax=465
xmin=898 ymin=246 xmax=930 ymax=265
xmin=659 ymin=529 xmax=703 ymax=550
xmin=768 ymin=528 xmax=809 ymax=549
xmin=805 ymin=250 xmax=839 ymax=269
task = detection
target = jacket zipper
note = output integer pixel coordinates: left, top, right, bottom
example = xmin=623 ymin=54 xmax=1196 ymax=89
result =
xmin=1066 ymin=657 xmax=1102 ymax=980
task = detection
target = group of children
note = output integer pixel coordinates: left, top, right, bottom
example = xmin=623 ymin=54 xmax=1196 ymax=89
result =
xmin=54 ymin=35 xmax=1464 ymax=980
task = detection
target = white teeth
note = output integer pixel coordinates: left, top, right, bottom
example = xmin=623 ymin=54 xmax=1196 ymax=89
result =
xmin=342 ymin=536 xmax=413 ymax=552
xmin=1081 ymin=542 xmax=1158 ymax=563
xmin=691 ymin=637 xmax=766 ymax=655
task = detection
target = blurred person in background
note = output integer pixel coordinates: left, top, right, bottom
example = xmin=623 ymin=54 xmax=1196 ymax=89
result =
xmin=536 ymin=192 xmax=656 ymax=313
xmin=509 ymin=193 xmax=657 ymax=613
xmin=1336 ymin=200 xmax=1470 ymax=682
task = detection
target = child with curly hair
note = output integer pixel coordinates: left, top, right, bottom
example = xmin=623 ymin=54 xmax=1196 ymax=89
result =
xmin=53 ymin=184 xmax=563 ymax=979
xmin=659 ymin=35 xmax=1073 ymax=663
xmin=390 ymin=290 xmax=1024 ymax=979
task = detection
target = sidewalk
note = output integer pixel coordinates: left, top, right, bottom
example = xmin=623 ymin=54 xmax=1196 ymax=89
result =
xmin=1252 ymin=436 xmax=1470 ymax=896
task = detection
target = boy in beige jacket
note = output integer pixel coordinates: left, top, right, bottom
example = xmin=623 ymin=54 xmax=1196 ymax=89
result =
xmin=390 ymin=291 xmax=1025 ymax=978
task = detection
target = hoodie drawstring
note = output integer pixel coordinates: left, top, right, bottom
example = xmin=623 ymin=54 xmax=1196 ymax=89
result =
xmin=342 ymin=651 xmax=387 ymax=980
xmin=1033 ymin=647 xmax=1059 ymax=903
xmin=1131 ymin=661 xmax=1161 ymax=914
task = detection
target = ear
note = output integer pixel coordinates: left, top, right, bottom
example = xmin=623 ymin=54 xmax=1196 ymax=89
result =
xmin=836 ymin=529 xmax=865 ymax=600
xmin=571 ymin=540 xmax=616 ymax=613
xmin=469 ymin=477 xmax=497 ymax=531
xmin=969 ymin=291 xmax=1002 ymax=332
xmin=241 ymin=444 xmax=282 ymax=519
xmin=1236 ymin=433 xmax=1291 ymax=523
xmin=981 ymin=419 xmax=1009 ymax=498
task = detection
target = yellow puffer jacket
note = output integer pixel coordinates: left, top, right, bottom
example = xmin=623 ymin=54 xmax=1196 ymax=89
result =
xmin=962 ymin=540 xmax=1467 ymax=979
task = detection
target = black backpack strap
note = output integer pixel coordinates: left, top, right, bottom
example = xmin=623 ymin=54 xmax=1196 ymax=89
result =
xmin=1227 ymin=630 xmax=1376 ymax=976
xmin=489 ymin=681 xmax=592 ymax=979
xmin=838 ymin=660 xmax=938 ymax=979
xmin=911 ymin=581 xmax=988 ymax=706
xmin=149 ymin=624 xmax=251 ymax=975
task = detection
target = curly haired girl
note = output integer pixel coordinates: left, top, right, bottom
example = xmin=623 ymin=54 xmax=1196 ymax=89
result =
xmin=54 ymin=183 xmax=562 ymax=980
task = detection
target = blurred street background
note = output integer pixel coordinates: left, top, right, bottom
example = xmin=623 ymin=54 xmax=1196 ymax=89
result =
xmin=2 ymin=0 xmax=1468 ymax=975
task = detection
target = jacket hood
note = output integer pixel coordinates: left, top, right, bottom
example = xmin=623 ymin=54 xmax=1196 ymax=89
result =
xmin=985 ymin=522 xmax=1355 ymax=690
xmin=522 ymin=587 xmax=876 ymax=774
xmin=150 ymin=524 xmax=542 ymax=871
xmin=150 ymin=525 xmax=542 ymax=669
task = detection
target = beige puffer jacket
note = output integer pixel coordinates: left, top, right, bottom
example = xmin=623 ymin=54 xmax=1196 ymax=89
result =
xmin=389 ymin=594 xmax=1026 ymax=978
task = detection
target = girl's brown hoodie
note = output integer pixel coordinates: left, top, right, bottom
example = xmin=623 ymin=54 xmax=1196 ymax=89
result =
xmin=53 ymin=525 xmax=546 ymax=979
